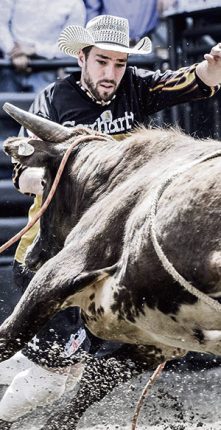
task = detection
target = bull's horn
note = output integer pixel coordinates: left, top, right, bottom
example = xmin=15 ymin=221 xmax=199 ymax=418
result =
xmin=3 ymin=102 xmax=72 ymax=143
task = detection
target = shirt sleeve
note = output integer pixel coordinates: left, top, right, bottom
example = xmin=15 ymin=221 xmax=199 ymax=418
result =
xmin=138 ymin=64 xmax=220 ymax=113
xmin=83 ymin=0 xmax=102 ymax=22
xmin=0 ymin=0 xmax=14 ymax=54
xmin=34 ymin=0 xmax=86 ymax=59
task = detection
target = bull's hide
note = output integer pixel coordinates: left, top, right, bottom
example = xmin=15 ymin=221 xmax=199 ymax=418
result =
xmin=1 ymin=110 xmax=221 ymax=364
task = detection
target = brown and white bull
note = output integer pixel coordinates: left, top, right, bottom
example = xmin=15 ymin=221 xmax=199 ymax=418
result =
xmin=1 ymin=101 xmax=221 ymax=368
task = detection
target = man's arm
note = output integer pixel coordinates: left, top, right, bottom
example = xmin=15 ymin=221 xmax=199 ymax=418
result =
xmin=196 ymin=43 xmax=221 ymax=87
xmin=33 ymin=0 xmax=86 ymax=59
xmin=0 ymin=0 xmax=14 ymax=55
xmin=136 ymin=65 xmax=219 ymax=116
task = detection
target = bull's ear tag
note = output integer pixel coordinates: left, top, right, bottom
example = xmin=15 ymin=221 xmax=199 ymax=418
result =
xmin=18 ymin=141 xmax=35 ymax=156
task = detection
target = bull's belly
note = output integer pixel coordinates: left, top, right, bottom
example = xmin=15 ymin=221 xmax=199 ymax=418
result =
xmin=85 ymin=316 xmax=221 ymax=357
xmin=83 ymin=312 xmax=221 ymax=354
xmin=63 ymin=277 xmax=221 ymax=355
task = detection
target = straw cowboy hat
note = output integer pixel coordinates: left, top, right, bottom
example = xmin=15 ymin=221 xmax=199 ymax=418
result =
xmin=58 ymin=14 xmax=152 ymax=58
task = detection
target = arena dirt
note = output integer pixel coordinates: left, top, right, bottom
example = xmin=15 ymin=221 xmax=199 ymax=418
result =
xmin=10 ymin=361 xmax=221 ymax=430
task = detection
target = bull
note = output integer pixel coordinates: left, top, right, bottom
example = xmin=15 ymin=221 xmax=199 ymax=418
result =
xmin=1 ymin=102 xmax=221 ymax=428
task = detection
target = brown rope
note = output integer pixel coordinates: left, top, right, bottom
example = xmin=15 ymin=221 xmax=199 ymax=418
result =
xmin=0 ymin=133 xmax=108 ymax=254
xmin=149 ymin=149 xmax=221 ymax=313
xmin=131 ymin=361 xmax=166 ymax=430
xmin=131 ymin=150 xmax=221 ymax=430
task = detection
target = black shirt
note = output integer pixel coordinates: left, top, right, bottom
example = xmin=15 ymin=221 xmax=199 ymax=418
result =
xmin=29 ymin=65 xmax=217 ymax=135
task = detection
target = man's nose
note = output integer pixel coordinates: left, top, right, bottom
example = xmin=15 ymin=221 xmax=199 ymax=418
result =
xmin=104 ymin=64 xmax=116 ymax=80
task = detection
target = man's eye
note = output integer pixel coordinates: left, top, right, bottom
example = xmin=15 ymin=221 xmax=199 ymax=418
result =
xmin=116 ymin=64 xmax=125 ymax=68
xmin=97 ymin=60 xmax=106 ymax=65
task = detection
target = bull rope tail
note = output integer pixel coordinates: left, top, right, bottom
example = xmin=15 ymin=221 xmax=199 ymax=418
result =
xmin=150 ymin=149 xmax=221 ymax=313
xmin=131 ymin=361 xmax=166 ymax=430
xmin=0 ymin=133 xmax=110 ymax=255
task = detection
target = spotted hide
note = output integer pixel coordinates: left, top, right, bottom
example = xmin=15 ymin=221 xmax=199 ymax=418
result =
xmin=1 ymin=102 xmax=221 ymax=367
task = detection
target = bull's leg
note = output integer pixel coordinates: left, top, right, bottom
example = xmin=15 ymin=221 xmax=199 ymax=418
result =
xmin=0 ymin=247 xmax=105 ymax=361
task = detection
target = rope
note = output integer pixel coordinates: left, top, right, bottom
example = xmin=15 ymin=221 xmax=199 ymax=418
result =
xmin=131 ymin=361 xmax=166 ymax=430
xmin=0 ymin=133 xmax=109 ymax=255
xmin=131 ymin=151 xmax=221 ymax=430
xmin=149 ymin=150 xmax=221 ymax=312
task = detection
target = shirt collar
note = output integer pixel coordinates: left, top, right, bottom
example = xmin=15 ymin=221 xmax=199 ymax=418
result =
xmin=76 ymin=81 xmax=116 ymax=106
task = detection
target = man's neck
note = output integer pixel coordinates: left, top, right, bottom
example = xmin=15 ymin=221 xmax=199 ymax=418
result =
xmin=78 ymin=80 xmax=116 ymax=106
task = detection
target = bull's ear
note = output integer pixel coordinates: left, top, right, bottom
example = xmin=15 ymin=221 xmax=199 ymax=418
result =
xmin=3 ymin=137 xmax=59 ymax=168
xmin=3 ymin=103 xmax=71 ymax=143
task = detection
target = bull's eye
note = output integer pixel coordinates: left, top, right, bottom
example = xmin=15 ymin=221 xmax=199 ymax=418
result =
xmin=18 ymin=141 xmax=35 ymax=156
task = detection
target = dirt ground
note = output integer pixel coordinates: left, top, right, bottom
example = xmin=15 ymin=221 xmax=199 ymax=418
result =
xmin=10 ymin=359 xmax=221 ymax=430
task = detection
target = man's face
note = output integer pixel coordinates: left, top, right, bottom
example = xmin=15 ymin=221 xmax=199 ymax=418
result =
xmin=78 ymin=47 xmax=128 ymax=102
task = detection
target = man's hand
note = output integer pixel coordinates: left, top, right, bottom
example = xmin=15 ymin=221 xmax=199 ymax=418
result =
xmin=11 ymin=53 xmax=29 ymax=71
xmin=196 ymin=43 xmax=221 ymax=87
xmin=204 ymin=43 xmax=221 ymax=64
xmin=10 ymin=42 xmax=35 ymax=72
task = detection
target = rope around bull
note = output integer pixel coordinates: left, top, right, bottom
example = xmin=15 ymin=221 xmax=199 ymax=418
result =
xmin=150 ymin=149 xmax=221 ymax=313
xmin=131 ymin=149 xmax=221 ymax=430
xmin=0 ymin=132 xmax=110 ymax=254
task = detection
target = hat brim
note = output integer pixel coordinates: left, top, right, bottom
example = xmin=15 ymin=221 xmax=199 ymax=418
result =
xmin=95 ymin=38 xmax=152 ymax=55
xmin=58 ymin=25 xmax=152 ymax=58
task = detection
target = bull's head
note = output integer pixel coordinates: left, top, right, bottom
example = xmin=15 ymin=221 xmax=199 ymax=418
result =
xmin=3 ymin=102 xmax=96 ymax=167
xmin=3 ymin=103 xmax=122 ymax=273
xmin=0 ymin=104 xmax=127 ymax=359
xmin=3 ymin=103 xmax=102 ymax=270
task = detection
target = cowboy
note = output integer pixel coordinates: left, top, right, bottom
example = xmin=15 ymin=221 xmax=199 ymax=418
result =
xmin=0 ymin=14 xmax=221 ymax=427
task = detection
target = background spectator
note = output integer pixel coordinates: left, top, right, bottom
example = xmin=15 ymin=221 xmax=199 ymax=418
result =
xmin=0 ymin=0 xmax=86 ymax=92
xmin=83 ymin=0 xmax=160 ymax=44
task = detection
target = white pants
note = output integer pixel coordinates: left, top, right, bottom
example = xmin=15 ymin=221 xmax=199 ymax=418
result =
xmin=0 ymin=351 xmax=84 ymax=422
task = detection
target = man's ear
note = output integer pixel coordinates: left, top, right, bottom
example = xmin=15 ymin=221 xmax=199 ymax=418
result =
xmin=78 ymin=50 xmax=84 ymax=68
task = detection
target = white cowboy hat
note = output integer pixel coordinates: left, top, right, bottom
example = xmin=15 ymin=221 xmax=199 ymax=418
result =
xmin=58 ymin=15 xmax=152 ymax=58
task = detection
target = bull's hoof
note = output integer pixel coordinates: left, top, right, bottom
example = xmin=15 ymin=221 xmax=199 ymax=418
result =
xmin=0 ymin=419 xmax=12 ymax=430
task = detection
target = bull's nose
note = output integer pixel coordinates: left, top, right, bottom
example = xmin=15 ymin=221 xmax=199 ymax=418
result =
xmin=3 ymin=137 xmax=16 ymax=155
xmin=3 ymin=138 xmax=34 ymax=158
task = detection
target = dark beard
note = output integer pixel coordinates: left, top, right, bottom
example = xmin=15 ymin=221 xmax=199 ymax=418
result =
xmin=83 ymin=70 xmax=116 ymax=102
